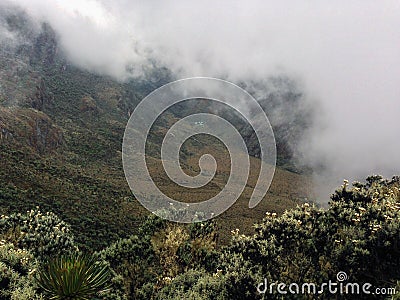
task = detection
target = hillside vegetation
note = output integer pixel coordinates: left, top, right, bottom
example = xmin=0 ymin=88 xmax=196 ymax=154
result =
xmin=0 ymin=176 xmax=398 ymax=299
xmin=0 ymin=13 xmax=314 ymax=250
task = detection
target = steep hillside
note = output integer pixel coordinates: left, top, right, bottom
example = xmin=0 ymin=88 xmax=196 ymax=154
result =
xmin=0 ymin=11 xmax=314 ymax=250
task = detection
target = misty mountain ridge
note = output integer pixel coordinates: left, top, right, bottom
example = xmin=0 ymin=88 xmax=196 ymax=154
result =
xmin=0 ymin=8 xmax=313 ymax=168
xmin=0 ymin=4 xmax=398 ymax=299
xmin=0 ymin=10 xmax=314 ymax=249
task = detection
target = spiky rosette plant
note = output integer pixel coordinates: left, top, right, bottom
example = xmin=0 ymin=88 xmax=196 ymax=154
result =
xmin=36 ymin=252 xmax=112 ymax=299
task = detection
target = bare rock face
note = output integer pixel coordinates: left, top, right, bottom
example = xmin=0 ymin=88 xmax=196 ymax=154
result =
xmin=27 ymin=110 xmax=63 ymax=153
xmin=0 ymin=8 xmax=56 ymax=109
xmin=31 ymin=23 xmax=58 ymax=67
xmin=0 ymin=107 xmax=63 ymax=153
xmin=27 ymin=77 xmax=52 ymax=111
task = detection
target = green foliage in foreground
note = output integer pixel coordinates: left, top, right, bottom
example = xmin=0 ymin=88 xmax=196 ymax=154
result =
xmin=0 ymin=175 xmax=398 ymax=299
xmin=36 ymin=253 xmax=112 ymax=300
xmin=0 ymin=242 xmax=43 ymax=299
xmin=209 ymin=175 xmax=400 ymax=300
xmin=0 ymin=209 xmax=76 ymax=260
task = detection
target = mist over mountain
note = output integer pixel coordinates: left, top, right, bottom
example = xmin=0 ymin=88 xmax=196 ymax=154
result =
xmin=2 ymin=1 xmax=399 ymax=201
xmin=0 ymin=4 xmax=311 ymax=168
xmin=0 ymin=6 xmax=318 ymax=251
xmin=0 ymin=4 xmax=399 ymax=299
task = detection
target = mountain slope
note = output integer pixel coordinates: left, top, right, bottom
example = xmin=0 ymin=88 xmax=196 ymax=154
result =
xmin=0 ymin=12 xmax=314 ymax=250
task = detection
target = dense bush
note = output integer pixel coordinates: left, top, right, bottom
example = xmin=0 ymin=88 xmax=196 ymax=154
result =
xmin=0 ymin=176 xmax=398 ymax=299
xmin=0 ymin=241 xmax=43 ymax=299
xmin=0 ymin=208 xmax=77 ymax=260
xmin=153 ymin=176 xmax=400 ymax=299
xmin=155 ymin=269 xmax=228 ymax=300
xmin=216 ymin=175 xmax=400 ymax=299
xmin=99 ymin=213 xmax=219 ymax=299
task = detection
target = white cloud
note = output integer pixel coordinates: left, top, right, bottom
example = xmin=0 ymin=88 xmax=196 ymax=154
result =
xmin=3 ymin=0 xmax=400 ymax=198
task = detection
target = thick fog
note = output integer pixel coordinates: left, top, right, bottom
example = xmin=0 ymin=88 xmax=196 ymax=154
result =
xmin=3 ymin=0 xmax=400 ymax=201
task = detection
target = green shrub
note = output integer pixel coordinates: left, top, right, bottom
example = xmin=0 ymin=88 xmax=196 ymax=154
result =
xmin=156 ymin=269 xmax=228 ymax=300
xmin=100 ymin=213 xmax=220 ymax=299
xmin=217 ymin=175 xmax=400 ymax=299
xmin=152 ymin=176 xmax=399 ymax=299
xmin=0 ymin=241 xmax=43 ymax=299
xmin=0 ymin=208 xmax=77 ymax=260
xmin=99 ymin=234 xmax=156 ymax=299
xmin=36 ymin=252 xmax=111 ymax=299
